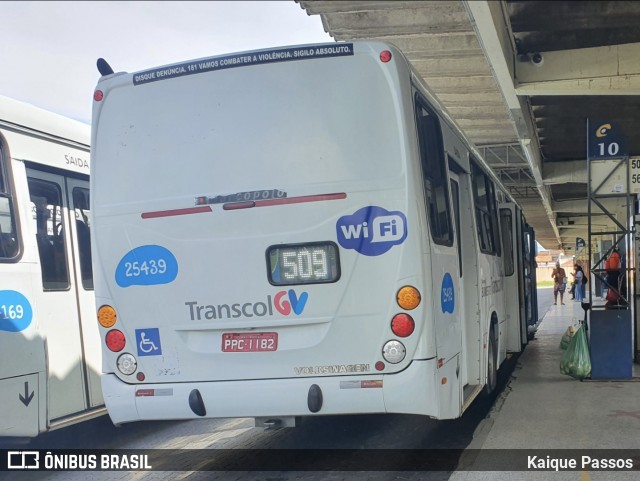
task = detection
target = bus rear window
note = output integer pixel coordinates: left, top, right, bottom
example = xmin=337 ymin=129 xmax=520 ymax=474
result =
xmin=94 ymin=56 xmax=404 ymax=206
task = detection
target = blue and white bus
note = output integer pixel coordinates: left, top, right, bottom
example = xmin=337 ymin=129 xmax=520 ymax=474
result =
xmin=91 ymin=41 xmax=537 ymax=427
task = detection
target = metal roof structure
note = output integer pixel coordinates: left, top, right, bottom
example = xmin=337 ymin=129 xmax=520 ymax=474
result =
xmin=297 ymin=0 xmax=640 ymax=250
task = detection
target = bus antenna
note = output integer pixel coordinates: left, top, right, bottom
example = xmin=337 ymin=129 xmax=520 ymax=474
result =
xmin=97 ymin=58 xmax=114 ymax=76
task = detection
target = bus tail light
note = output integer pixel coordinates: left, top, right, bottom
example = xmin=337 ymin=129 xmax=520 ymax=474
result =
xmin=382 ymin=340 xmax=406 ymax=364
xmin=117 ymin=353 xmax=137 ymax=375
xmin=391 ymin=313 xmax=415 ymax=337
xmin=380 ymin=50 xmax=392 ymax=63
xmin=105 ymin=329 xmax=126 ymax=352
xmin=98 ymin=305 xmax=117 ymax=327
xmin=397 ymin=286 xmax=421 ymax=310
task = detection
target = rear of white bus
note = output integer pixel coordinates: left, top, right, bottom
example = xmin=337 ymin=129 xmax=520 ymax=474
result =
xmin=91 ymin=41 xmax=450 ymax=426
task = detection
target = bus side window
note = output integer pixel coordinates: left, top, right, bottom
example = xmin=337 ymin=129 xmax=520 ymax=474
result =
xmin=471 ymin=159 xmax=501 ymax=256
xmin=28 ymin=178 xmax=70 ymax=290
xmin=499 ymin=208 xmax=514 ymax=276
xmin=73 ymin=187 xmax=93 ymax=289
xmin=0 ymin=140 xmax=19 ymax=259
xmin=415 ymin=97 xmax=453 ymax=247
xmin=0 ymin=198 xmax=18 ymax=258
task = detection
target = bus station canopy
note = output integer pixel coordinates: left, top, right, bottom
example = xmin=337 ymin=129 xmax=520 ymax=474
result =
xmin=298 ymin=0 xmax=640 ymax=251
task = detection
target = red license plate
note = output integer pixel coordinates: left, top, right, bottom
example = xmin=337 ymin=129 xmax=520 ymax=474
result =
xmin=221 ymin=332 xmax=278 ymax=352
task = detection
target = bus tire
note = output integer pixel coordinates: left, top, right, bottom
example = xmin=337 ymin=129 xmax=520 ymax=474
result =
xmin=483 ymin=323 xmax=498 ymax=396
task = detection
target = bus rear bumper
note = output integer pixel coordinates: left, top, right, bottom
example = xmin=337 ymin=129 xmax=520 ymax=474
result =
xmin=101 ymin=359 xmax=440 ymax=425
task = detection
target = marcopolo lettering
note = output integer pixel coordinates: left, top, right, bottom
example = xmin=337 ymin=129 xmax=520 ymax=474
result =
xmin=185 ymin=289 xmax=308 ymax=321
xmin=195 ymin=189 xmax=287 ymax=206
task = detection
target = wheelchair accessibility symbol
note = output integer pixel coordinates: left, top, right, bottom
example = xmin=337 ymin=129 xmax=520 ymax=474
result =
xmin=135 ymin=328 xmax=162 ymax=356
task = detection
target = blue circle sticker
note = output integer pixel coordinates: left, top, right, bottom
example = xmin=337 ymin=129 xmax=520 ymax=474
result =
xmin=115 ymin=245 xmax=178 ymax=288
xmin=441 ymin=273 xmax=455 ymax=314
xmin=0 ymin=290 xmax=33 ymax=332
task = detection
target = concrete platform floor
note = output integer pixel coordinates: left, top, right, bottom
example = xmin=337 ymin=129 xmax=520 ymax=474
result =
xmin=451 ymin=297 xmax=640 ymax=480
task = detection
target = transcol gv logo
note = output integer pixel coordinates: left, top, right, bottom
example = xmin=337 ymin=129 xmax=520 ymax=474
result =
xmin=336 ymin=206 xmax=407 ymax=256
xmin=274 ymin=290 xmax=308 ymax=315
xmin=185 ymin=289 xmax=308 ymax=321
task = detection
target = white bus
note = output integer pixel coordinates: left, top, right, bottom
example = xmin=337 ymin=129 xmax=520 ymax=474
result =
xmin=91 ymin=41 xmax=537 ymax=427
xmin=0 ymin=96 xmax=104 ymax=438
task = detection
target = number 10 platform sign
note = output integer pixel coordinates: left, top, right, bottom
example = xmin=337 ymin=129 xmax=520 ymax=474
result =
xmin=586 ymin=120 xmax=637 ymax=194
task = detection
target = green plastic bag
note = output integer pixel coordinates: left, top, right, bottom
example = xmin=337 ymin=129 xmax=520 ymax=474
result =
xmin=559 ymin=324 xmax=577 ymax=350
xmin=560 ymin=325 xmax=591 ymax=379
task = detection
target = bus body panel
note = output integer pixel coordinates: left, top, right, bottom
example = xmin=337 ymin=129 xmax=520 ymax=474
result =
xmin=0 ymin=373 xmax=40 ymax=437
xmin=102 ymin=357 xmax=446 ymax=425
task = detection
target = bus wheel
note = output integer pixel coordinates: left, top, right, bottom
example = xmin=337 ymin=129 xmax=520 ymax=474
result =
xmin=483 ymin=323 xmax=498 ymax=396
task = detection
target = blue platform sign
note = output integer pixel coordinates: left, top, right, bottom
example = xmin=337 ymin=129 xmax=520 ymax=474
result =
xmin=588 ymin=120 xmax=627 ymax=160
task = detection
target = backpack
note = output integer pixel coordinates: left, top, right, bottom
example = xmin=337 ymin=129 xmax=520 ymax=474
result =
xmin=605 ymin=251 xmax=621 ymax=271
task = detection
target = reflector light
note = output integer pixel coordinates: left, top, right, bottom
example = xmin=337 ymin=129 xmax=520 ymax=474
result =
xmin=94 ymin=90 xmax=104 ymax=101
xmin=117 ymin=353 xmax=137 ymax=375
xmin=98 ymin=305 xmax=117 ymax=328
xmin=382 ymin=340 xmax=406 ymax=364
xmin=391 ymin=313 xmax=415 ymax=337
xmin=375 ymin=361 xmax=385 ymax=371
xmin=361 ymin=380 xmax=383 ymax=389
xmin=136 ymin=372 xmax=146 ymax=382
xmin=136 ymin=389 xmax=154 ymax=397
xmin=105 ymin=329 xmax=126 ymax=352
xmin=397 ymin=286 xmax=421 ymax=310
xmin=380 ymin=50 xmax=392 ymax=63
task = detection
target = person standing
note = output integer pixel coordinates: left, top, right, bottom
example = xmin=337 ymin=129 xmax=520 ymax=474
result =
xmin=552 ymin=261 xmax=567 ymax=305
xmin=574 ymin=265 xmax=584 ymax=302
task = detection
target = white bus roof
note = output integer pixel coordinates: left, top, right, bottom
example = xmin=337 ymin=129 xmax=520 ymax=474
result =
xmin=0 ymin=95 xmax=90 ymax=147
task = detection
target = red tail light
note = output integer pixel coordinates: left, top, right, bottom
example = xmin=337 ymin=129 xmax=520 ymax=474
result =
xmin=105 ymin=329 xmax=126 ymax=352
xmin=391 ymin=313 xmax=415 ymax=337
